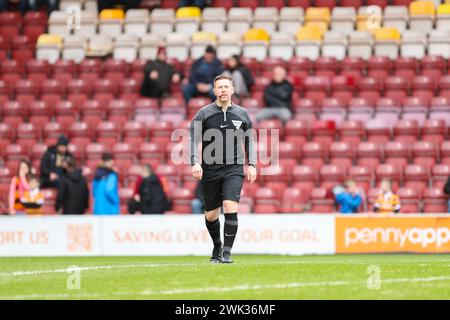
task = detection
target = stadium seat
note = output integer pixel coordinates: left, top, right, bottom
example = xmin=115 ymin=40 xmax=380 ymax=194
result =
xmin=409 ymin=1 xmax=436 ymax=32
xmin=36 ymin=34 xmax=62 ymax=64
xmin=383 ymin=5 xmax=409 ymax=32
xmin=124 ymin=9 xmax=150 ymax=36
xmin=99 ymin=8 xmax=124 ymax=35
xmin=396 ymin=187 xmax=421 ymax=213
xmin=295 ymin=25 xmax=322 ymax=61
xmin=243 ymin=28 xmax=270 ymax=61
xmin=423 ymin=187 xmax=448 ymax=213
xmin=400 ymin=31 xmax=427 ymax=59
xmin=309 ymin=187 xmax=335 ymax=213
xmin=279 ymin=7 xmax=304 ymax=34
xmin=393 ymin=119 xmax=419 ymax=144
xmin=404 ymin=164 xmax=429 ymax=194
xmin=331 ymin=7 xmax=356 ymax=33
xmin=412 ymin=141 xmax=438 ymax=170
xmin=431 ymin=164 xmax=450 ymax=188
xmin=254 ymin=187 xmax=281 ymax=214
xmin=422 ymin=119 xmax=446 ymax=145
xmin=253 ymin=7 xmax=279 ymax=34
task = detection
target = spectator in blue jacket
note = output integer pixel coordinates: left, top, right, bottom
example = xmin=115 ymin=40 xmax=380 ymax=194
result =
xmin=92 ymin=153 xmax=119 ymax=215
xmin=182 ymin=45 xmax=224 ymax=104
xmin=333 ymin=180 xmax=362 ymax=214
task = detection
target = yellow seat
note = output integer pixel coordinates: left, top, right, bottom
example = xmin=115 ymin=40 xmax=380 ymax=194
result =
xmin=374 ymin=27 xmax=401 ymax=41
xmin=409 ymin=1 xmax=435 ymax=16
xmin=305 ymin=7 xmax=331 ymax=22
xmin=37 ymin=34 xmax=63 ymax=47
xmin=99 ymin=9 xmax=125 ymax=20
xmin=176 ymin=6 xmax=201 ymax=19
xmin=437 ymin=4 xmax=450 ymax=14
xmin=304 ymin=21 xmax=329 ymax=33
xmin=192 ymin=32 xmax=217 ymax=42
xmin=296 ymin=25 xmax=323 ymax=41
xmin=244 ymin=28 xmax=270 ymax=42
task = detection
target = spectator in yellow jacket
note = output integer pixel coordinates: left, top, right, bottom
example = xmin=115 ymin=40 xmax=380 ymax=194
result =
xmin=373 ymin=179 xmax=401 ymax=214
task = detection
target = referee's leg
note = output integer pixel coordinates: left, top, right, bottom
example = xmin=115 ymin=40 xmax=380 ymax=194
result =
xmin=222 ymin=200 xmax=239 ymax=263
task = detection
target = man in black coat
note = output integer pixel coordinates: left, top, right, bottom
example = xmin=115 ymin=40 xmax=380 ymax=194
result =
xmin=256 ymin=66 xmax=293 ymax=122
xmin=55 ymin=156 xmax=90 ymax=215
xmin=40 ymin=135 xmax=73 ymax=188
xmin=140 ymin=46 xmax=182 ymax=98
xmin=128 ymin=164 xmax=170 ymax=214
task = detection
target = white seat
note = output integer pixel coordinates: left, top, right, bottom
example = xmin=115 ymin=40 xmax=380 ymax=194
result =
xmin=348 ymin=31 xmax=373 ymax=59
xmin=48 ymin=11 xmax=72 ymax=37
xmin=428 ymin=30 xmax=450 ymax=59
xmin=295 ymin=39 xmax=321 ymax=60
xmin=437 ymin=9 xmax=450 ymax=31
xmin=37 ymin=39 xmax=62 ymax=63
xmin=227 ymin=8 xmax=253 ymax=35
xmin=73 ymin=11 xmax=97 ymax=37
xmin=331 ymin=7 xmax=356 ymax=34
xmin=383 ymin=6 xmax=409 ymax=32
xmin=150 ymin=8 xmax=175 ymax=36
xmin=99 ymin=13 xmax=123 ymax=36
xmin=59 ymin=0 xmax=82 ymax=12
xmin=243 ymin=42 xmax=268 ymax=61
xmin=62 ymin=35 xmax=86 ymax=62
xmin=269 ymin=32 xmax=294 ymax=60
xmin=124 ymin=9 xmax=150 ymax=36
xmin=86 ymin=34 xmax=113 ymax=57
xmin=253 ymin=7 xmax=279 ymax=34
xmin=165 ymin=33 xmax=190 ymax=61
xmin=84 ymin=0 xmax=97 ymax=12
xmin=409 ymin=7 xmax=435 ymax=32
xmin=321 ymin=31 xmax=348 ymax=60
xmin=217 ymin=32 xmax=242 ymax=60
xmin=279 ymin=7 xmax=304 ymax=35
xmin=400 ymin=30 xmax=427 ymax=59
xmin=113 ymin=34 xmax=139 ymax=62
xmin=139 ymin=34 xmax=164 ymax=60
xmin=201 ymin=7 xmax=226 ymax=34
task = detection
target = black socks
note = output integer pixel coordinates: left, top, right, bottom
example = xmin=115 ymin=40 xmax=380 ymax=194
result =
xmin=223 ymin=213 xmax=238 ymax=257
xmin=205 ymin=217 xmax=222 ymax=248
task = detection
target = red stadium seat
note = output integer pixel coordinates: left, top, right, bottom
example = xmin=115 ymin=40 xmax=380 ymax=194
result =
xmin=393 ymin=119 xmax=419 ymax=144
xmin=309 ymin=187 xmax=334 ymax=213
xmin=302 ymin=142 xmax=327 ymax=170
xmin=254 ymin=187 xmax=280 ymax=214
xmin=431 ymin=164 xmax=450 ymax=189
xmin=320 ymin=164 xmax=346 ymax=191
xmin=403 ymin=164 xmax=429 ymax=195
xmin=412 ymin=141 xmax=438 ymax=170
xmin=96 ymin=121 xmax=121 ymax=148
xmin=85 ymin=143 xmax=107 ymax=160
xmin=423 ymin=187 xmax=448 ymax=213
xmin=281 ymin=187 xmax=308 ymax=213
xmin=348 ymin=165 xmax=373 ymax=193
xmin=396 ymin=187 xmax=421 ymax=213
xmin=123 ymin=121 xmax=146 ymax=148
xmin=421 ymin=119 xmax=446 ymax=145
xmin=375 ymin=164 xmax=401 ymax=189
xmin=287 ymin=0 xmax=310 ymax=9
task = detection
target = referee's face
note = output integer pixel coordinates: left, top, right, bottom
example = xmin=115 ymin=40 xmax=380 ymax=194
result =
xmin=214 ymin=79 xmax=234 ymax=104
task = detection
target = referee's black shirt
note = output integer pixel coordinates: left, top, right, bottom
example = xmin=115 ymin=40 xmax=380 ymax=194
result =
xmin=189 ymin=102 xmax=257 ymax=173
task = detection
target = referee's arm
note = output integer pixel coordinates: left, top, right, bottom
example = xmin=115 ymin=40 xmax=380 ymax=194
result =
xmin=190 ymin=111 xmax=203 ymax=179
xmin=244 ymin=113 xmax=257 ymax=183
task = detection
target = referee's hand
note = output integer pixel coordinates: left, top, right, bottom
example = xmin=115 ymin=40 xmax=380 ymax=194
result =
xmin=192 ymin=163 xmax=203 ymax=180
xmin=248 ymin=165 xmax=257 ymax=184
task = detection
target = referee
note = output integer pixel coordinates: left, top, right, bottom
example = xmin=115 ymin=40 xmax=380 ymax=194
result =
xmin=190 ymin=75 xmax=257 ymax=264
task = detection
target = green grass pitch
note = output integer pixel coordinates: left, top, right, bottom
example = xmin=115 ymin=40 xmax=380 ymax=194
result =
xmin=0 ymin=254 xmax=449 ymax=299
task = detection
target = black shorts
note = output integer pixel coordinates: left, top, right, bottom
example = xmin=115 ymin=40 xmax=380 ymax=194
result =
xmin=201 ymin=166 xmax=245 ymax=212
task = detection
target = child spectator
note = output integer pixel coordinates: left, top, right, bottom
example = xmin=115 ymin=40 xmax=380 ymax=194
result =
xmin=92 ymin=153 xmax=119 ymax=215
xmin=20 ymin=175 xmax=44 ymax=215
xmin=333 ymin=180 xmax=362 ymax=214
xmin=8 ymin=159 xmax=31 ymax=215
xmin=373 ymin=179 xmax=401 ymax=214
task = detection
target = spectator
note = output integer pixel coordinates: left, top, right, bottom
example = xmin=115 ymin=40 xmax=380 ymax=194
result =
xmin=8 ymin=159 xmax=31 ymax=215
xmin=92 ymin=153 xmax=119 ymax=215
xmin=128 ymin=164 xmax=170 ymax=214
xmin=256 ymin=66 xmax=293 ymax=122
xmin=179 ymin=0 xmax=206 ymax=9
xmin=333 ymin=180 xmax=362 ymax=214
xmin=40 ymin=135 xmax=72 ymax=189
xmin=191 ymin=180 xmax=204 ymax=214
xmin=444 ymin=176 xmax=450 ymax=213
xmin=373 ymin=179 xmax=401 ymax=214
xmin=20 ymin=174 xmax=44 ymax=215
xmin=55 ymin=156 xmax=90 ymax=215
xmin=222 ymin=55 xmax=254 ymax=98
xmin=140 ymin=46 xmax=182 ymax=98
xmin=182 ymin=45 xmax=223 ymax=104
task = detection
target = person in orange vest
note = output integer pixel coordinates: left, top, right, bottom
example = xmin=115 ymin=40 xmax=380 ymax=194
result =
xmin=20 ymin=175 xmax=44 ymax=215
xmin=8 ymin=159 xmax=31 ymax=215
xmin=373 ymin=179 xmax=401 ymax=214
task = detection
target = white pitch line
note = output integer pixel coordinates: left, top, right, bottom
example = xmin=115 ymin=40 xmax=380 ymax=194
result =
xmin=1 ymin=258 xmax=449 ymax=278
xmin=1 ymin=276 xmax=450 ymax=300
